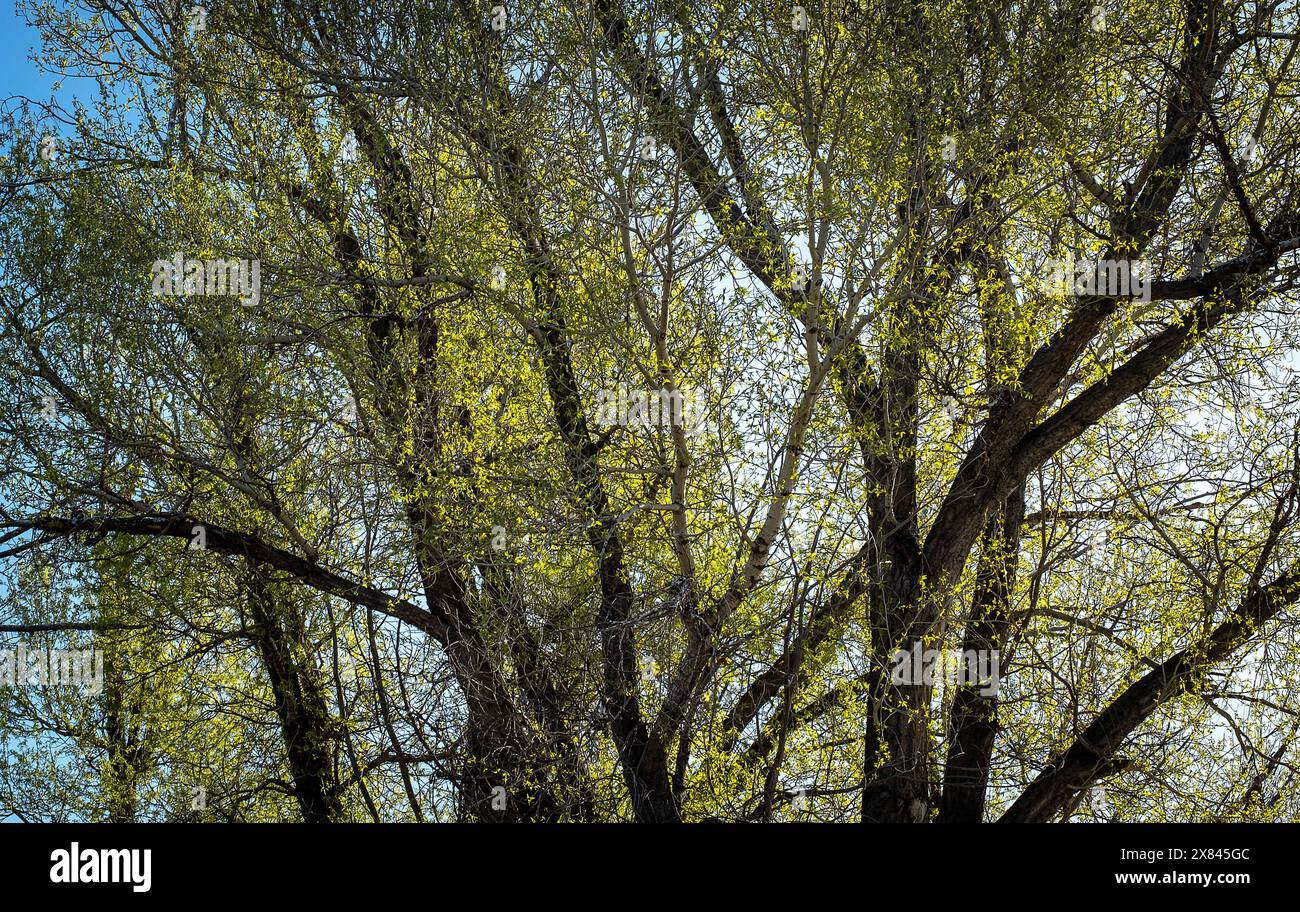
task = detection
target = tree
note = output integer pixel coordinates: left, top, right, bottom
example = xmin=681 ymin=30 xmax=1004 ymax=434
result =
xmin=2 ymin=0 xmax=1299 ymax=822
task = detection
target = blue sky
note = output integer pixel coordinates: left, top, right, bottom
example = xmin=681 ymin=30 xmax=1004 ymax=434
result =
xmin=0 ymin=3 xmax=54 ymax=102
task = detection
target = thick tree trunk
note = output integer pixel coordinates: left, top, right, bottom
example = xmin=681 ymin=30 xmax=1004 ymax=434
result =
xmin=938 ymin=487 xmax=1025 ymax=822
xmin=862 ymin=547 xmax=932 ymax=824
xmin=101 ymin=659 xmax=145 ymax=824
xmin=247 ymin=568 xmax=344 ymax=823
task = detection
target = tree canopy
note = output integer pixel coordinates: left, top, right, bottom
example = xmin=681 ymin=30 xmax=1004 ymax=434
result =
xmin=2 ymin=0 xmax=1300 ymax=822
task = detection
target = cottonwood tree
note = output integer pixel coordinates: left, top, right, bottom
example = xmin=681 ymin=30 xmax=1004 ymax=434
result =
xmin=2 ymin=0 xmax=1300 ymax=822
